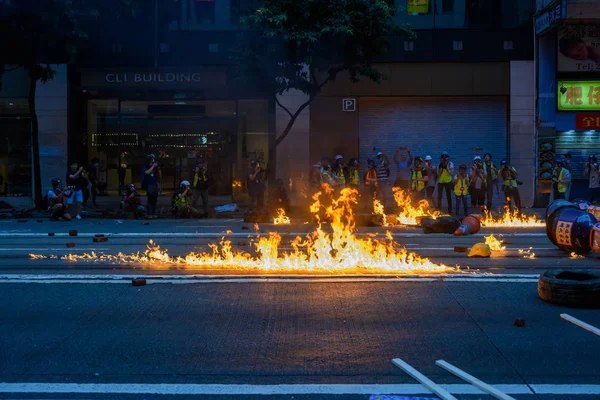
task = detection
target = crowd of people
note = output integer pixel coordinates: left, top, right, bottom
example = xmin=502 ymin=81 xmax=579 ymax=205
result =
xmin=310 ymin=148 xmax=525 ymax=216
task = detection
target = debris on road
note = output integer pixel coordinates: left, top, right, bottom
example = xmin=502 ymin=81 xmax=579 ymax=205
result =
xmin=468 ymin=243 xmax=491 ymax=258
xmin=514 ymin=318 xmax=526 ymax=327
xmin=141 ymin=222 xmax=150 ymax=226
xmin=132 ymin=278 xmax=146 ymax=287
xmin=93 ymin=237 xmax=108 ymax=243
xmin=66 ymin=243 xmax=75 ymax=248
xmin=546 ymin=199 xmax=596 ymax=254
xmin=538 ymin=269 xmax=600 ymax=308
xmin=519 ymin=248 xmax=535 ymax=259
xmin=48 ymin=233 xmax=55 ymax=236
xmin=68 ymin=230 xmax=78 ymax=236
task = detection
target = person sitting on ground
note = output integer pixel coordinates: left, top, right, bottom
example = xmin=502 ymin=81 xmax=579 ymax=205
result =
xmin=172 ymin=180 xmax=201 ymax=218
xmin=47 ymin=178 xmax=72 ymax=221
xmin=121 ymin=183 xmax=146 ymax=219
xmin=269 ymin=178 xmax=290 ymax=213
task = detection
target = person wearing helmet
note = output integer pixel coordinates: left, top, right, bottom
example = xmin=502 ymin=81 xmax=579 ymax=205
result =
xmin=394 ymin=146 xmax=413 ymax=191
xmin=121 ymin=183 xmax=146 ymax=219
xmin=333 ymin=155 xmax=348 ymax=188
xmin=248 ymin=160 xmax=266 ymax=211
xmin=453 ymin=164 xmax=470 ymax=216
xmin=47 ymin=178 xmax=72 ymax=221
xmin=551 ymin=160 xmax=570 ymax=200
xmin=142 ymin=153 xmax=162 ymax=217
xmin=410 ymin=156 xmax=428 ymax=202
xmin=321 ymin=164 xmax=340 ymax=188
xmin=423 ymin=155 xmax=437 ymax=208
xmin=364 ymin=158 xmax=378 ymax=208
xmin=483 ymin=153 xmax=498 ymax=211
xmin=437 ymin=152 xmax=454 ymax=214
xmin=500 ymin=160 xmax=522 ymax=214
xmin=470 ymin=156 xmax=486 ymax=212
xmin=172 ymin=180 xmax=201 ymax=217
xmin=584 ymin=155 xmax=600 ymax=202
xmin=348 ymin=158 xmax=361 ymax=190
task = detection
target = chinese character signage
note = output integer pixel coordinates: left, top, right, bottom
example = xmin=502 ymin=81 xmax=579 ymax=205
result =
xmin=557 ymin=25 xmax=600 ymax=72
xmin=535 ymin=2 xmax=564 ymax=35
xmin=576 ymin=114 xmax=600 ymax=129
xmin=557 ymin=81 xmax=600 ymax=111
xmin=407 ymin=0 xmax=429 ymax=14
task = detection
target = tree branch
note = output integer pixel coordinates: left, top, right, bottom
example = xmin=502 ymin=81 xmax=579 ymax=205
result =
xmin=275 ymin=96 xmax=293 ymax=118
xmin=275 ymin=98 xmax=312 ymax=147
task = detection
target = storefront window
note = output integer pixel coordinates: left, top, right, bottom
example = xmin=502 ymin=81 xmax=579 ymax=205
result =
xmin=168 ymin=0 xmax=216 ymax=29
xmin=0 ymin=98 xmax=31 ymax=197
xmin=87 ymin=98 xmax=238 ymax=195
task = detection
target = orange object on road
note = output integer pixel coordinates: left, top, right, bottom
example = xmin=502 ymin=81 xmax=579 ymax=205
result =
xmin=454 ymin=215 xmax=481 ymax=236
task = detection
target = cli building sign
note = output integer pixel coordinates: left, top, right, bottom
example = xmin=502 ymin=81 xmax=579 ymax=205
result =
xmin=81 ymin=69 xmax=227 ymax=89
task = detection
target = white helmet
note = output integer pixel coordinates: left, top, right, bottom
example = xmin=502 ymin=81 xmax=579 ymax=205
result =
xmin=473 ymin=156 xmax=482 ymax=161
xmin=180 ymin=180 xmax=191 ymax=187
xmin=424 ymin=155 xmax=432 ymax=161
xmin=334 ymin=155 xmax=343 ymax=161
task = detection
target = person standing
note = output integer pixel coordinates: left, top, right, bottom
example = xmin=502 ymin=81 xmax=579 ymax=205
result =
xmin=333 ymin=155 xmax=348 ymax=187
xmin=470 ymin=156 xmax=486 ymax=212
xmin=436 ymin=151 xmax=454 ymax=214
xmin=364 ymin=158 xmax=378 ymax=208
xmin=552 ymin=160 xmax=570 ymax=200
xmin=375 ymin=151 xmax=390 ymax=209
xmin=563 ymin=153 xmax=572 ymax=201
xmin=584 ymin=155 xmax=600 ymax=203
xmin=483 ymin=153 xmax=498 ymax=211
xmin=453 ymin=164 xmax=470 ymax=216
xmin=66 ymin=161 xmax=86 ymax=220
xmin=248 ymin=160 xmax=266 ymax=211
xmin=191 ymin=162 xmax=211 ymax=218
xmin=348 ymin=158 xmax=361 ymax=191
xmin=86 ymin=157 xmax=99 ymax=207
xmin=423 ymin=155 xmax=437 ymax=208
xmin=393 ymin=146 xmax=413 ymax=191
xmin=500 ymin=160 xmax=522 ymax=214
xmin=410 ymin=156 xmax=428 ymax=202
xmin=141 ymin=153 xmax=161 ymax=217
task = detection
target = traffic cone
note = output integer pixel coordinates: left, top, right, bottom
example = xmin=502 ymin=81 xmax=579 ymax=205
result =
xmin=454 ymin=215 xmax=481 ymax=236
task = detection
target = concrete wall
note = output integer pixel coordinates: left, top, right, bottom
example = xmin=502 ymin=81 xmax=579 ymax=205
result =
xmin=510 ymin=61 xmax=536 ymax=208
xmin=36 ymin=65 xmax=69 ymax=198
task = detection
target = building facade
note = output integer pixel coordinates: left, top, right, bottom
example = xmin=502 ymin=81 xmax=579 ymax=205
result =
xmin=535 ymin=0 xmax=600 ymax=205
xmin=278 ymin=0 xmax=537 ymax=207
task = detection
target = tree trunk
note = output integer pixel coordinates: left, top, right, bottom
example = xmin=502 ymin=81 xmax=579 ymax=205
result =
xmin=28 ymin=71 xmax=43 ymax=210
xmin=275 ymin=98 xmax=312 ymax=147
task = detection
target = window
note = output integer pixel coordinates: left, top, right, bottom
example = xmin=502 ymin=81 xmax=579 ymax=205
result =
xmin=170 ymin=0 xmax=216 ymax=30
xmin=404 ymin=41 xmax=415 ymax=51
xmin=453 ymin=40 xmax=463 ymax=51
xmin=503 ymin=40 xmax=513 ymax=50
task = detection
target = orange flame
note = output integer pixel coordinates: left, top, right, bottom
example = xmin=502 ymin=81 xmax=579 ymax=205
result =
xmin=393 ymin=187 xmax=445 ymax=225
xmin=481 ymin=206 xmax=544 ymax=227
xmin=35 ymin=188 xmax=456 ymax=275
xmin=485 ymin=234 xmax=506 ymax=251
xmin=518 ymin=247 xmax=536 ymax=259
xmin=273 ymin=208 xmax=291 ymax=225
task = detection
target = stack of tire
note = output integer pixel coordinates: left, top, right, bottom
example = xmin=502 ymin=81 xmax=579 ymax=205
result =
xmin=540 ymin=199 xmax=600 ymax=308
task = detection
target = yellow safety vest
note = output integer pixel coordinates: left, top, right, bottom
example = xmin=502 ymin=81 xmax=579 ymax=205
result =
xmin=193 ymin=172 xmax=207 ymax=188
xmin=454 ymin=176 xmax=468 ymax=196
xmin=350 ymin=169 xmax=360 ymax=186
xmin=502 ymin=166 xmax=518 ymax=188
xmin=558 ymin=168 xmax=567 ymax=193
xmin=336 ymin=168 xmax=346 ymax=185
xmin=411 ymin=169 xmax=425 ymax=192
xmin=439 ymin=163 xmax=452 ymax=183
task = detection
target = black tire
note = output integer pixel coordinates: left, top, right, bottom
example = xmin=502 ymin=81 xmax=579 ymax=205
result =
xmin=538 ymin=269 xmax=600 ymax=308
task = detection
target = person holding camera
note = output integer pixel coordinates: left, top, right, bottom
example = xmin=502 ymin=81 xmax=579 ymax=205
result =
xmin=437 ymin=151 xmax=454 ymax=214
xmin=453 ymin=164 xmax=470 ymax=216
xmin=66 ymin=161 xmax=86 ymax=220
xmin=410 ymin=156 xmax=428 ymax=202
xmin=248 ymin=160 xmax=266 ymax=211
xmin=500 ymin=160 xmax=521 ymax=214
xmin=191 ymin=162 xmax=211 ymax=218
xmin=423 ymin=155 xmax=437 ymax=208
xmin=482 ymin=153 xmax=498 ymax=211
xmin=172 ymin=180 xmax=201 ymax=218
xmin=47 ymin=178 xmax=72 ymax=221
xmin=583 ymin=155 xmax=600 ymax=203
xmin=470 ymin=156 xmax=486 ymax=213
xmin=333 ymin=155 xmax=349 ymax=187
xmin=394 ymin=146 xmax=413 ymax=191
xmin=142 ymin=154 xmax=162 ymax=217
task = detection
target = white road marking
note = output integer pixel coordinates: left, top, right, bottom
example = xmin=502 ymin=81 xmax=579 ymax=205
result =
xmin=0 ymin=248 xmax=109 ymax=252
xmin=392 ymin=358 xmax=458 ymax=400
xmin=175 ymin=225 xmax=228 ymax=228
xmin=435 ymin=360 xmax=516 ymax=400
xmin=0 ymin=382 xmax=596 ymax=395
xmin=560 ymin=314 xmax=600 ymax=337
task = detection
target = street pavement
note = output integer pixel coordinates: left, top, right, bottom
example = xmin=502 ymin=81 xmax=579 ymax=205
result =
xmin=0 ymin=217 xmax=599 ymax=400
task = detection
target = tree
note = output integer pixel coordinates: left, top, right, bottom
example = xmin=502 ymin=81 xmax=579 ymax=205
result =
xmin=0 ymin=0 xmax=137 ymax=209
xmin=236 ymin=0 xmax=413 ymax=177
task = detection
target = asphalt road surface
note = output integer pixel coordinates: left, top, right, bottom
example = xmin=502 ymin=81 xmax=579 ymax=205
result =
xmin=0 ymin=218 xmax=599 ymax=400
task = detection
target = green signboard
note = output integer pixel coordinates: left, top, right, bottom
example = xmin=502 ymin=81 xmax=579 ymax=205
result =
xmin=557 ymin=80 xmax=600 ymax=111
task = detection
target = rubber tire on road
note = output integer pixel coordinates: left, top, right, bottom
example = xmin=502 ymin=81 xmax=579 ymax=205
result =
xmin=538 ymin=269 xmax=600 ymax=308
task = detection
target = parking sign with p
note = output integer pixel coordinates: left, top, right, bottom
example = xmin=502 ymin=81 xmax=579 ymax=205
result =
xmin=342 ymin=98 xmax=356 ymax=112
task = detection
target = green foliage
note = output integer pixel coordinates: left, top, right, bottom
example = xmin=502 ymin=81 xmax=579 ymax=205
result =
xmin=237 ymin=0 xmax=413 ymax=97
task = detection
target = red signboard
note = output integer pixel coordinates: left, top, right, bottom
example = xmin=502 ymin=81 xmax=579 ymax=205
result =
xmin=576 ymin=114 xmax=600 ymax=129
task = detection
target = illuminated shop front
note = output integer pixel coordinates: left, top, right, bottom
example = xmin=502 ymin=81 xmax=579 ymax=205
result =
xmin=76 ymin=68 xmax=271 ymax=196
